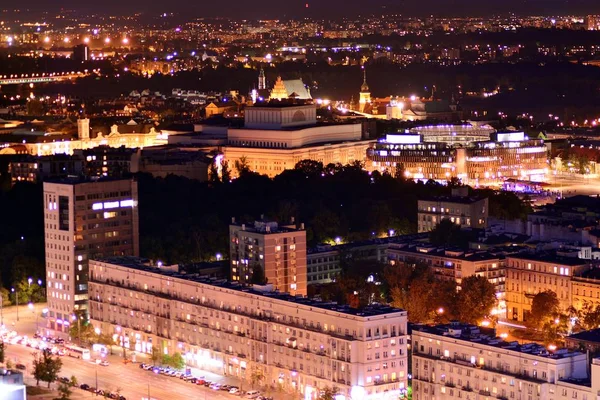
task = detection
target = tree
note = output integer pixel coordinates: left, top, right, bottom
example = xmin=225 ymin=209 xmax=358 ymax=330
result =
xmin=56 ymin=382 xmax=72 ymax=400
xmin=69 ymin=310 xmax=94 ymax=345
xmin=319 ymin=387 xmax=339 ymax=400
xmin=394 ymin=162 xmax=406 ymax=181
xmin=97 ymin=333 xmax=115 ymax=355
xmin=209 ymin=162 xmax=220 ymax=183
xmin=454 ymin=276 xmax=497 ymax=324
xmin=250 ymin=366 xmax=265 ymax=389
xmin=169 ymin=352 xmax=185 ymax=370
xmin=33 ymin=349 xmax=63 ymax=388
xmin=150 ymin=346 xmax=161 ymax=364
xmin=429 ymin=219 xmax=472 ymax=248
xmin=294 ymin=160 xmax=324 ymax=177
xmin=221 ymin=160 xmax=231 ymax=183
xmin=529 ymin=290 xmax=560 ymax=329
xmin=0 ymin=341 xmax=5 ymax=364
xmin=250 ymin=263 xmax=267 ymax=285
xmin=69 ymin=375 xmax=78 ymax=388
xmin=581 ymin=302 xmax=600 ymax=331
xmin=234 ymin=156 xmax=250 ymax=176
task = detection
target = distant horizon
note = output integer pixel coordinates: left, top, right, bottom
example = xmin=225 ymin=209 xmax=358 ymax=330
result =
xmin=3 ymin=0 xmax=600 ymax=20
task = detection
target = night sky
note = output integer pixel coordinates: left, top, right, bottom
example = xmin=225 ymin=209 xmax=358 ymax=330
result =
xmin=6 ymin=0 xmax=600 ymax=17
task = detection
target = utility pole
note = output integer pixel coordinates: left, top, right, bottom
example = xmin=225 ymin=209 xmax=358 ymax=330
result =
xmin=11 ymin=287 xmax=18 ymax=322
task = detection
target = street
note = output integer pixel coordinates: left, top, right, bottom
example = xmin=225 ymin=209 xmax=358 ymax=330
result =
xmin=1 ymin=304 xmax=277 ymax=400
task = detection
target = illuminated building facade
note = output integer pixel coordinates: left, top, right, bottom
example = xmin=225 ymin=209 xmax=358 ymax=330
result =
xmin=89 ymin=257 xmax=408 ymax=400
xmin=504 ymin=254 xmax=588 ymax=321
xmin=229 ymin=220 xmax=307 ymax=296
xmin=417 ymin=188 xmax=489 ymax=232
xmin=412 ymin=323 xmax=593 ymax=400
xmin=202 ymin=103 xmax=372 ymax=178
xmin=0 ymin=118 xmax=169 ymax=157
xmin=269 ymin=77 xmax=311 ymax=101
xmin=367 ymin=129 xmax=549 ymax=184
xmin=387 ymin=243 xmax=505 ymax=296
xmin=43 ymin=178 xmax=139 ymax=334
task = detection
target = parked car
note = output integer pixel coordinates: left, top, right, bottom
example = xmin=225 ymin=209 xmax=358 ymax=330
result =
xmin=210 ymin=383 xmax=221 ymax=390
xmin=188 ymin=378 xmax=197 ymax=384
xmin=203 ymin=380 xmax=212 ymax=387
xmin=245 ymin=390 xmax=261 ymax=399
xmin=58 ymin=377 xmax=70 ymax=384
xmin=80 ymin=384 xmax=90 ymax=391
xmin=100 ymin=360 xmax=109 ymax=366
xmin=139 ymin=363 xmax=147 ymax=369
xmin=229 ymin=387 xmax=240 ymax=394
xmin=15 ymin=363 xmax=26 ymax=370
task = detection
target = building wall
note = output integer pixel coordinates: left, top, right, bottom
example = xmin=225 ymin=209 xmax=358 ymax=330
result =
xmin=223 ymin=140 xmax=372 ymax=178
xmin=245 ymin=105 xmax=318 ymax=129
xmin=504 ymin=256 xmax=588 ymax=321
xmin=412 ymin=328 xmax=589 ymax=400
xmin=229 ymin=224 xmax=307 ymax=296
xmin=88 ymin=260 xmax=408 ymax=400
xmin=417 ymin=198 xmax=488 ymax=232
xmin=227 ymin=123 xmax=362 ymax=149
xmin=386 ymin=245 xmax=504 ymax=293
xmin=43 ymin=179 xmax=139 ymax=334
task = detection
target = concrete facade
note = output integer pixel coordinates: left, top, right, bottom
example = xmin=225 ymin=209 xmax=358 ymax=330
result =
xmin=89 ymin=258 xmax=408 ymax=400
xmin=43 ymin=178 xmax=139 ymax=334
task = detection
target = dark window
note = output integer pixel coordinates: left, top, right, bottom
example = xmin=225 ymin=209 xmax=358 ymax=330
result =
xmin=59 ymin=196 xmax=70 ymax=231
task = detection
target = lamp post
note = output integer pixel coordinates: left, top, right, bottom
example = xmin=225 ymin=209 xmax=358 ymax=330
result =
xmin=11 ymin=287 xmax=18 ymax=322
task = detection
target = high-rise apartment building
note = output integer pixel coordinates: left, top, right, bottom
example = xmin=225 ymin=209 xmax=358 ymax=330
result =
xmin=89 ymin=257 xmax=408 ymax=400
xmin=43 ymin=177 xmax=139 ymax=334
xmin=229 ymin=220 xmax=307 ymax=296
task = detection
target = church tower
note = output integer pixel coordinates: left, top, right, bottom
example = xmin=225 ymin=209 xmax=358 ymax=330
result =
xmin=258 ymin=67 xmax=266 ymax=90
xmin=359 ymin=68 xmax=371 ymax=113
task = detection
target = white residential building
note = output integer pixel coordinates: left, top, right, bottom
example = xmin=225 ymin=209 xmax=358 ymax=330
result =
xmin=88 ymin=257 xmax=408 ymax=400
xmin=411 ymin=322 xmax=599 ymax=400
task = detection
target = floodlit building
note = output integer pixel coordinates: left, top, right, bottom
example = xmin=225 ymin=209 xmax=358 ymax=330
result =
xmin=43 ymin=177 xmax=139 ymax=334
xmin=417 ymin=187 xmax=489 ymax=232
xmin=229 ymin=219 xmax=307 ymax=296
xmin=89 ymin=257 xmax=409 ymax=400
xmin=367 ymin=129 xmax=548 ymax=184
xmin=504 ymin=253 xmax=589 ymax=321
xmin=412 ymin=322 xmax=594 ymax=400
xmin=179 ymin=101 xmax=373 ymax=178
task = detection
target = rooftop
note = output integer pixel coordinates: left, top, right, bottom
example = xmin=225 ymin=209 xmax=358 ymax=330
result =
xmin=43 ymin=176 xmax=134 ymax=185
xmin=506 ymin=251 xmax=588 ymax=266
xmin=419 ymin=195 xmax=487 ymax=205
xmin=230 ymin=219 xmax=303 ymax=234
xmin=414 ymin=322 xmax=583 ymax=360
xmin=93 ymin=256 xmax=405 ymax=318
xmin=567 ymin=328 xmax=600 ymax=344
xmin=389 ymin=243 xmax=500 ymax=262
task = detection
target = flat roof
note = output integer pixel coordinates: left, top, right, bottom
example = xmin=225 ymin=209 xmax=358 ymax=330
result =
xmin=92 ymin=256 xmax=405 ymax=318
xmin=389 ymin=243 xmax=500 ymax=262
xmin=419 ymin=195 xmax=487 ymax=205
xmin=43 ymin=176 xmax=134 ymax=185
xmin=506 ymin=252 xmax=588 ymax=266
xmin=414 ymin=323 xmax=583 ymax=360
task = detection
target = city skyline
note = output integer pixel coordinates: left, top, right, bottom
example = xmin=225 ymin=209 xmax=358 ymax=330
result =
xmin=4 ymin=0 xmax=600 ymax=18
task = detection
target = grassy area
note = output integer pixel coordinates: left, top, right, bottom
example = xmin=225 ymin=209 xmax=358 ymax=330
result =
xmin=26 ymin=386 xmax=51 ymax=395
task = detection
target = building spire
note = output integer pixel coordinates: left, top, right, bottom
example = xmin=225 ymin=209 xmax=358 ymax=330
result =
xmin=361 ymin=67 xmax=369 ymax=92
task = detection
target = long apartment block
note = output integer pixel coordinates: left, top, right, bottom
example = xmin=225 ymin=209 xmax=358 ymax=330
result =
xmin=411 ymin=322 xmax=600 ymax=400
xmin=88 ymin=257 xmax=408 ymax=400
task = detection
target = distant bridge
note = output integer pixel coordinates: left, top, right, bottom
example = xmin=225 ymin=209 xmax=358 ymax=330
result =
xmin=0 ymin=72 xmax=90 ymax=86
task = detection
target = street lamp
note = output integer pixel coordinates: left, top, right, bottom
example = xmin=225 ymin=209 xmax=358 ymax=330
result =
xmin=11 ymin=288 xmax=18 ymax=322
